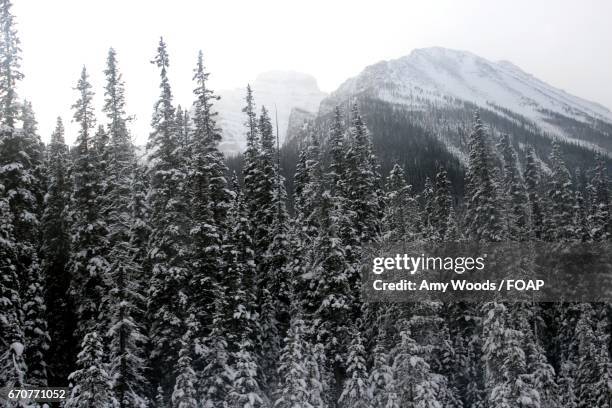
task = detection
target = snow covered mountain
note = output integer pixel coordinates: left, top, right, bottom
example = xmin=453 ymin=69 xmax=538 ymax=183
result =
xmin=216 ymin=71 xmax=327 ymax=154
xmin=320 ymin=47 xmax=612 ymax=154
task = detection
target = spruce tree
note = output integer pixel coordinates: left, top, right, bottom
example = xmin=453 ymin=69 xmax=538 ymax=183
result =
xmin=230 ymin=337 xmax=266 ymax=408
xmin=42 ymin=117 xmax=77 ymax=384
xmin=145 ymin=38 xmax=190 ymax=391
xmin=589 ymin=153 xmax=610 ymax=241
xmin=497 ymin=134 xmax=528 ymax=240
xmin=0 ymin=0 xmax=22 ymax=128
xmin=66 ymin=331 xmax=119 ymax=408
xmin=171 ymin=327 xmax=198 ymax=408
xmin=0 ymin=184 xmax=27 ymax=390
xmin=546 ymin=141 xmax=575 ymax=242
xmin=432 ymin=168 xmax=452 ymax=241
xmin=464 ymin=112 xmax=502 ymax=242
xmin=523 ymin=146 xmax=543 ymax=240
xmin=338 ymin=324 xmax=371 ymax=408
xmin=68 ymin=66 xmax=110 ymax=339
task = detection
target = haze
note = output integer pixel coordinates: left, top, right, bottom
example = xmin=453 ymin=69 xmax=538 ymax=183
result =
xmin=14 ymin=0 xmax=612 ymax=145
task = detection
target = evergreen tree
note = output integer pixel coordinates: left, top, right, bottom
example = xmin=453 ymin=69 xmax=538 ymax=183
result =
xmin=383 ymin=163 xmax=419 ymax=243
xmin=145 ymin=38 xmax=190 ymax=391
xmin=0 ymin=0 xmax=22 ymax=128
xmin=172 ymin=327 xmax=198 ymax=408
xmin=0 ymin=183 xmax=27 ymax=390
xmin=546 ymin=141 xmax=575 ymax=241
xmin=523 ymin=146 xmax=543 ymax=240
xmin=68 ymin=66 xmax=110 ymax=339
xmin=432 ymin=168 xmax=452 ymax=241
xmin=464 ymin=112 xmax=502 ymax=242
xmin=242 ymin=85 xmax=260 ymax=222
xmin=230 ymin=337 xmax=266 ymax=408
xmin=588 ymin=153 xmax=610 ymax=241
xmin=310 ymin=192 xmax=353 ymax=399
xmin=107 ymin=240 xmax=149 ymax=408
xmin=338 ymin=324 xmax=371 ymax=408
xmin=42 ymin=117 xmax=77 ymax=384
xmin=368 ymin=330 xmax=397 ymax=408
xmin=66 ymin=331 xmax=119 ymax=408
xmin=344 ymin=103 xmax=381 ymax=245
xmin=392 ymin=325 xmax=441 ymax=408
xmin=276 ymin=312 xmax=317 ymax=408
xmin=497 ymin=134 xmax=528 ymax=240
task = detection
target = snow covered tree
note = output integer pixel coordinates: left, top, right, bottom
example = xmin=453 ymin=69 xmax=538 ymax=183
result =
xmin=497 ymin=134 xmax=528 ymax=240
xmin=464 ymin=112 xmax=503 ymax=242
xmin=327 ymin=106 xmax=346 ymax=197
xmin=368 ymin=329 xmax=397 ymax=408
xmin=187 ymin=50 xmax=229 ymax=345
xmin=145 ymin=38 xmax=190 ymax=392
xmin=432 ymin=168 xmax=452 ymax=241
xmin=242 ymin=85 xmax=260 ymax=223
xmin=42 ymin=117 xmax=77 ymax=384
xmin=0 ymin=184 xmax=27 ymax=390
xmin=66 ymin=331 xmax=119 ymax=408
xmin=392 ymin=324 xmax=441 ymax=408
xmin=482 ymin=302 xmax=539 ymax=408
xmin=275 ymin=312 xmax=316 ymax=408
xmin=545 ymin=141 xmax=575 ymax=242
xmin=588 ymin=153 xmax=610 ymax=241
xmin=383 ymin=163 xmax=419 ymax=243
xmin=310 ymin=191 xmax=353 ymax=398
xmin=107 ymin=240 xmax=149 ymax=408
xmin=68 ymin=66 xmax=111 ymax=340
xmin=172 ymin=326 xmax=198 ymax=408
xmin=338 ymin=324 xmax=371 ymax=408
xmin=343 ymin=103 xmax=381 ymax=246
xmin=523 ymin=146 xmax=543 ymax=240
xmin=0 ymin=0 xmax=22 ymax=128
xmin=230 ymin=337 xmax=266 ymax=408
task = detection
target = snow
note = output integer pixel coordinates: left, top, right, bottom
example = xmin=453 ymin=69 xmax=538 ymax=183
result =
xmin=325 ymin=47 xmax=612 ymax=147
xmin=213 ymin=71 xmax=327 ymax=155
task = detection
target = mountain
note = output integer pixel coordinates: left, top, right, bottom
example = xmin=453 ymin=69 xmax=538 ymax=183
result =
xmin=216 ymin=71 xmax=327 ymax=154
xmin=320 ymin=47 xmax=612 ymax=154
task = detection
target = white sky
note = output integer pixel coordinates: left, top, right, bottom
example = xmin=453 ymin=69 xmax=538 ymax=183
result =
xmin=14 ymin=0 xmax=612 ymax=145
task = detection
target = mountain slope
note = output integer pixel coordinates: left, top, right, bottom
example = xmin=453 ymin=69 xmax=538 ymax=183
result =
xmin=320 ymin=47 xmax=612 ymax=154
xmin=216 ymin=71 xmax=327 ymax=154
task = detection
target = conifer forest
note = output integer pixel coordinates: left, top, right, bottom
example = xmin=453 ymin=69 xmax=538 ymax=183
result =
xmin=1 ymin=0 xmax=612 ymax=407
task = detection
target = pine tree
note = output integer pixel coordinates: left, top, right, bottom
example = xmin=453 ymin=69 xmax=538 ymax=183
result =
xmin=368 ymin=329 xmax=397 ymax=408
xmin=588 ymin=153 xmax=610 ymax=241
xmin=392 ymin=324 xmax=441 ymax=408
xmin=383 ymin=163 xmax=419 ymax=243
xmin=432 ymin=168 xmax=452 ymax=241
xmin=66 ymin=331 xmax=119 ymax=408
xmin=242 ymin=85 xmax=260 ymax=222
xmin=172 ymin=326 xmax=198 ymax=408
xmin=0 ymin=184 xmax=27 ymax=390
xmin=338 ymin=324 xmax=371 ymax=408
xmin=276 ymin=312 xmax=316 ymax=408
xmin=344 ymin=103 xmax=381 ymax=246
xmin=103 ymin=47 xmax=136 ymax=245
xmin=187 ymin=50 xmax=229 ymax=346
xmin=497 ymin=134 xmax=528 ymax=240
xmin=222 ymin=175 xmax=259 ymax=352
xmin=107 ymin=240 xmax=149 ymax=408
xmin=0 ymin=0 xmax=22 ymax=128
xmin=546 ymin=141 xmax=575 ymax=241
xmin=68 ymin=66 xmax=110 ymax=339
xmin=41 ymin=117 xmax=77 ymax=383
xmin=464 ymin=112 xmax=502 ymax=242
xmin=327 ymin=106 xmax=345 ymax=197
xmin=523 ymin=146 xmax=543 ymax=240
xmin=310 ymin=191 xmax=353 ymax=399
xmin=230 ymin=337 xmax=266 ymax=408
xmin=145 ymin=38 xmax=190 ymax=391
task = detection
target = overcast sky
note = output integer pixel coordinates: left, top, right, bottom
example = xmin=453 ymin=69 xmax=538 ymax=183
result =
xmin=14 ymin=0 xmax=612 ymax=145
